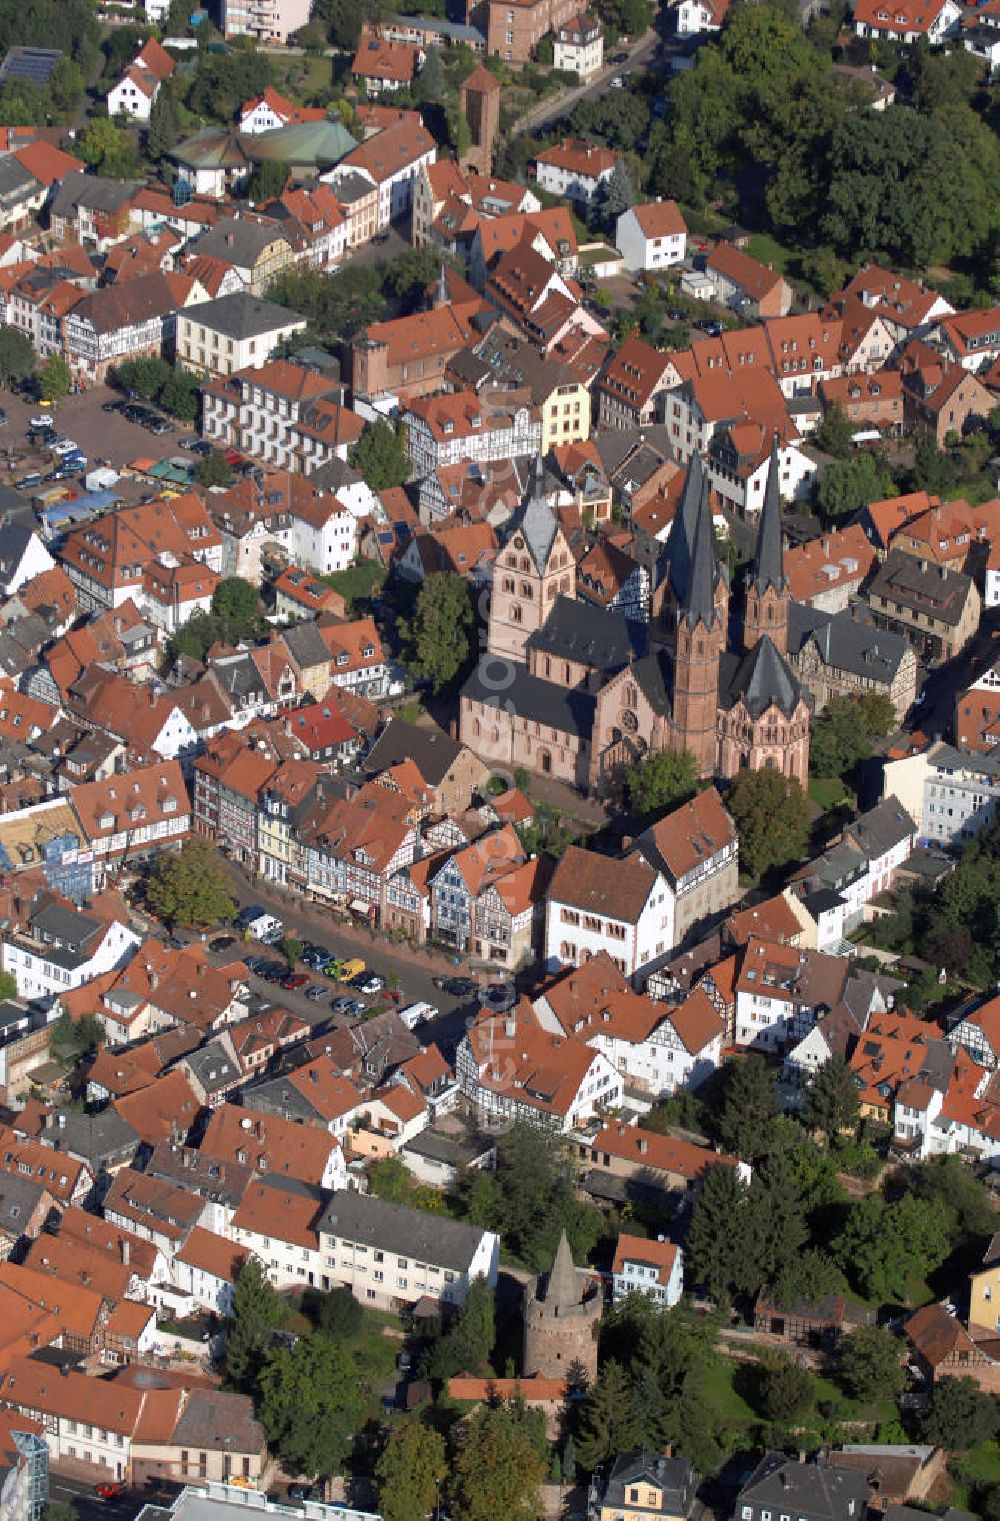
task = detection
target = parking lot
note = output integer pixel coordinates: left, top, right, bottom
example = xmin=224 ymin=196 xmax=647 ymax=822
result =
xmin=0 ymin=383 xmax=202 ymax=496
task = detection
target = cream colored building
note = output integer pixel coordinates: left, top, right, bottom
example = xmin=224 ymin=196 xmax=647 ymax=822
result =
xmin=553 ymin=12 xmax=604 ymax=76
xmin=176 ymin=292 xmax=306 ymax=378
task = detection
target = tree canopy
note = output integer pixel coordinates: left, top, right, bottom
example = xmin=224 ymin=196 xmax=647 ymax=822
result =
xmin=350 ymin=418 xmax=409 ymax=492
xmin=146 ymin=838 xmax=236 ymax=928
xmin=402 ymin=572 xmax=475 ymax=692
xmin=626 ymin=750 xmax=699 ymax=820
xmin=259 ymin=1333 xmax=363 ymax=1477
xmin=727 ymin=768 xmax=810 ymax=878
xmin=224 ymin=1256 xmax=279 ymax=1393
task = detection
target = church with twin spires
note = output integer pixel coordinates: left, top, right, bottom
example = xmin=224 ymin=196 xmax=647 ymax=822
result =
xmin=460 ymin=442 xmax=811 ymax=794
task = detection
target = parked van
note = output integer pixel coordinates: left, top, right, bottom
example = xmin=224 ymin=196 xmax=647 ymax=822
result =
xmin=241 ymin=909 xmax=283 ymax=943
xmin=398 ymin=1001 xmax=437 ymax=1030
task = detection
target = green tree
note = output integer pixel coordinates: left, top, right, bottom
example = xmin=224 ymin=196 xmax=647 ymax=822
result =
xmin=377 ymin=1421 xmax=447 ymax=1521
xmin=803 ymin=1054 xmax=861 ymax=1141
xmin=315 ymin=1286 xmax=362 ymax=1339
xmin=910 ymin=1154 xmax=996 ymax=1248
xmin=461 ymin=1125 xmax=596 ymax=1272
xmin=369 ymin=1156 xmax=413 ymax=1203
xmin=816 ymin=451 xmax=894 ymax=524
xmin=114 ymin=356 xmax=171 ymax=401
xmin=0 ymin=327 xmax=35 ymax=388
xmin=626 ymin=749 xmax=699 ymax=819
xmin=38 ymin=355 xmax=72 ymax=403
xmin=811 ymin=692 xmax=897 ymax=780
xmin=212 ymin=576 xmax=261 ymax=641
xmin=771 ymin=1248 xmax=845 ymax=1311
xmin=194 ymin=450 xmax=234 ymax=488
xmin=250 ymin=158 xmax=290 ymax=202
xmin=281 ymin=935 xmax=304 ymax=969
xmin=259 ymin=1333 xmax=363 ymax=1475
xmin=685 ymin=1161 xmax=751 ymax=1303
xmin=159 ymin=366 xmax=200 ymax=422
xmin=147 ymin=81 xmax=180 ymax=160
xmin=51 ymin=56 xmax=85 ymax=115
xmin=415 ymin=44 xmax=445 ymax=102
xmin=748 ymin=1147 xmax=808 ymax=1290
xmin=146 ymin=837 xmax=236 ymax=928
xmin=921 ymin=1375 xmax=999 ymax=1449
xmin=912 ymin=431 xmax=952 ymax=493
xmin=575 ymin=1361 xmax=640 ymax=1472
xmin=758 ymin=1352 xmax=814 ymax=1421
xmin=630 ymin=1362 xmax=673 ymax=1450
xmin=592 ymin=161 xmax=634 ymax=229
xmin=423 ymin=1275 xmax=496 ymax=1378
xmin=0 ymin=969 xmax=17 ymax=1002
xmin=841 ymin=1325 xmax=905 ymax=1403
xmin=449 ymin=1399 xmax=548 ymax=1521
xmin=402 ymin=571 xmax=475 ymax=692
xmin=187 ymin=49 xmax=273 ymax=122
xmin=816 ymin=401 xmax=854 ymax=459
xmin=77 ymin=116 xmax=139 ymax=178
xmin=715 ymin=1055 xmax=778 ymax=1161
xmin=349 ymin=418 xmax=409 ymax=491
xmin=727 ymin=768 xmax=810 ymax=878
xmin=834 ymin=1192 xmax=950 ymax=1305
xmin=224 ymin=1255 xmax=279 ymax=1392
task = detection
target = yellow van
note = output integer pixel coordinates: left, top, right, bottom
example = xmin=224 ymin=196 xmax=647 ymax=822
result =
xmin=339 ymin=957 xmax=366 ymax=981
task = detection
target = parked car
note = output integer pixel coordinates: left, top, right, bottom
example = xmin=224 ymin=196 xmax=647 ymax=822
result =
xmin=305 ymin=983 xmax=327 ymax=1001
xmin=179 ymin=434 xmax=200 ymax=449
xmin=330 ymin=995 xmax=354 ymax=1014
xmin=102 ymin=400 xmax=125 ymax=414
xmin=358 ymin=974 xmax=385 ymax=995
xmin=345 ymin=999 xmax=367 ymax=1017
xmin=209 ymin=934 xmax=236 ymax=951
xmin=15 ymin=473 xmax=41 ymax=490
xmin=95 ymin=1484 xmax=124 ymax=1501
xmin=190 ymin=440 xmax=213 ymax=456
xmin=667 ymin=308 xmax=687 ymax=321
xmin=282 ymin=973 xmax=308 ymax=991
xmin=694 ymin=318 xmax=724 ymax=336
xmin=29 ymin=415 xmax=53 ymax=430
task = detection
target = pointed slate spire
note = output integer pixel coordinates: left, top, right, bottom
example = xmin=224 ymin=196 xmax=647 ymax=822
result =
xmin=680 ymin=471 xmax=718 ymax=629
xmin=662 ymin=450 xmax=703 ymax=602
xmin=506 ymin=453 xmax=559 ymax=572
xmin=541 ymin=1230 xmax=580 ymax=1308
xmin=753 ymin=435 xmax=786 ymax=596
xmin=435 ymin=261 xmax=449 ymax=307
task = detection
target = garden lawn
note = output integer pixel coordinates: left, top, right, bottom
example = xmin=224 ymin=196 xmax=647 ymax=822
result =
xmin=745 ymin=233 xmax=795 ymax=274
xmin=950 ymin=1440 xmax=1000 ymax=1512
xmin=809 ymin=776 xmax=852 ymax=810
xmin=321 ymin=560 xmax=386 ymax=609
xmin=271 ymin=54 xmax=335 ymax=103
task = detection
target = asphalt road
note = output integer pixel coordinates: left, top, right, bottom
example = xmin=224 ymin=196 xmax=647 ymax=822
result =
xmin=514 ymin=26 xmax=662 ymax=135
xmin=211 ymin=865 xmax=489 ymax=1061
xmin=48 ymin=1471 xmax=171 ymax=1521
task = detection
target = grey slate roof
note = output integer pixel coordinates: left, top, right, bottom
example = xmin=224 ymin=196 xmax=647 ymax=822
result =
xmin=867 ymin=549 xmax=974 ymax=628
xmin=591 ymin=1452 xmax=697 ymax=1518
xmin=170 ymin=1388 xmax=264 ymax=1456
xmin=186 ymin=292 xmax=305 ymax=341
xmin=463 ymin=659 xmax=597 ymax=737
xmin=719 ymin=634 xmax=803 ymax=718
xmin=46 ymin=1107 xmax=139 ymax=1168
xmin=0 ymin=523 xmax=37 ymax=592
xmin=846 ymin=795 xmax=915 ymax=859
xmin=660 ymin=449 xmax=702 ymax=602
xmin=681 ymin=472 xmax=719 ymax=628
xmin=364 ymin=717 xmax=465 ymax=785
xmin=737 ymin=1455 xmax=872 ymax=1521
xmin=319 ymin=1187 xmax=490 ymax=1271
xmin=503 ymin=456 xmax=560 ymax=571
xmin=50 ymin=172 xmax=139 ymax=219
xmin=0 ymin=1172 xmax=50 ymax=1237
xmin=753 ymin=435 xmax=786 ymax=595
xmin=191 ymin=218 xmax=292 ymax=268
xmin=283 ymin=620 xmax=332 ymax=670
xmin=787 ymin=601 xmax=910 ymax=684
xmin=0 ymin=156 xmax=36 ymax=206
xmin=525 ymin=595 xmax=644 ymax=671
xmin=181 ymin=1037 xmax=241 ymax=1097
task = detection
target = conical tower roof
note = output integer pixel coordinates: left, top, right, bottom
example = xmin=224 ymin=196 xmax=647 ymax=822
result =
xmin=506 ymin=454 xmax=559 ymax=573
xmin=541 ymin=1229 xmax=580 ymax=1307
xmin=660 ymin=450 xmax=703 ymax=602
xmin=680 ymin=470 xmax=718 ymax=629
xmin=752 ymin=435 xmax=786 ymax=596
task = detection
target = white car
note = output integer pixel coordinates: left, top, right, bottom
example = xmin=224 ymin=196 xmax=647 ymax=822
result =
xmin=29 ymin=415 xmax=54 ymax=430
xmin=51 ymin=438 xmax=78 ymax=456
xmin=610 ymin=74 xmax=625 ymax=88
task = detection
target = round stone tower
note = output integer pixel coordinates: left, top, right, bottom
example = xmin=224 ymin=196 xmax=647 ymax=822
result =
xmin=522 ymin=1230 xmax=601 ymax=1382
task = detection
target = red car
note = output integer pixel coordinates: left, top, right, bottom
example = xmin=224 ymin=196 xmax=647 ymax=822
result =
xmin=95 ymin=1484 xmax=124 ymax=1501
xmin=282 ymin=973 xmax=308 ymax=990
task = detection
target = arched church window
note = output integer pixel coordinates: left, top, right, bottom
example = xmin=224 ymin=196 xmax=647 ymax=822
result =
xmin=511 ymin=604 xmax=522 ymax=624
xmin=625 ymin=684 xmax=637 ymax=709
xmin=520 ymin=582 xmax=533 ymax=599
xmin=502 ymin=577 xmax=514 ymax=593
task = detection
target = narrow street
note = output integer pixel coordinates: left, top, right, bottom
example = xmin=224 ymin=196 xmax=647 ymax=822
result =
xmin=214 ymin=860 xmax=491 ymax=1059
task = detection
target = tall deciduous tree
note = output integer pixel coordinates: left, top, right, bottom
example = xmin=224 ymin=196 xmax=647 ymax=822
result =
xmin=921 ymin=1375 xmax=999 ymax=1449
xmin=449 ymin=1399 xmax=547 ymax=1521
xmin=0 ymin=327 xmax=35 ymax=387
xmin=259 ymin=1333 xmax=363 ymax=1475
xmin=146 ymin=837 xmax=236 ymax=928
xmin=841 ymin=1325 xmax=906 ymax=1402
xmin=349 ymin=418 xmax=409 ymax=491
xmin=212 ymin=576 xmax=261 ymax=642
xmin=758 ymin=1352 xmax=814 ymax=1421
xmin=403 ymin=571 xmax=475 ymax=692
xmin=377 ymin=1421 xmax=447 ymax=1521
xmin=147 ymin=81 xmax=180 ymax=159
xmin=38 ymin=355 xmax=72 ymax=403
xmin=727 ymin=769 xmax=810 ymax=878
xmin=626 ymin=749 xmax=698 ymax=819
xmin=224 ymin=1255 xmax=279 ymax=1392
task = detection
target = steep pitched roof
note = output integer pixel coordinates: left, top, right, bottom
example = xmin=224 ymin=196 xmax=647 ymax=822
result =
xmin=753 ymin=435 xmax=786 ymax=594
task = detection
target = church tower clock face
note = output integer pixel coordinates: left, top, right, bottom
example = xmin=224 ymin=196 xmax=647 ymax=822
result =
xmin=620 ymin=709 xmax=639 ymax=733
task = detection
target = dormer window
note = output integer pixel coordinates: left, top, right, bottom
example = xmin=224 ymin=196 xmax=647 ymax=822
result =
xmin=99 ymin=812 xmax=114 ymax=830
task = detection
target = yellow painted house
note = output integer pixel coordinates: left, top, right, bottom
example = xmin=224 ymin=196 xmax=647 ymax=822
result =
xmin=588 ymin=1453 xmax=697 ymax=1521
xmin=970 ymin=1234 xmax=1000 ymax=1334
